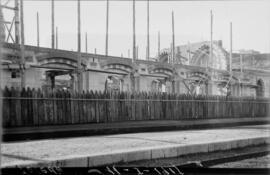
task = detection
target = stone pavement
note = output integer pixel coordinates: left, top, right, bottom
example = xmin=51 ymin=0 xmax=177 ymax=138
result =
xmin=1 ymin=124 xmax=270 ymax=168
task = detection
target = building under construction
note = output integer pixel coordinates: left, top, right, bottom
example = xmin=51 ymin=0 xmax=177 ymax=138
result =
xmin=1 ymin=0 xmax=270 ymax=97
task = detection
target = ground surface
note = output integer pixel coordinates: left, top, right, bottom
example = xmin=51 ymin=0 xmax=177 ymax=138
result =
xmin=116 ymin=144 xmax=270 ymax=167
xmin=1 ymin=124 xmax=270 ymax=167
xmin=212 ymin=154 xmax=270 ymax=168
xmin=4 ymin=117 xmax=269 ymax=141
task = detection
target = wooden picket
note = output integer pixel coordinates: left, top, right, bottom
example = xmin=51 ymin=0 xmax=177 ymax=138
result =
xmin=1 ymin=87 xmax=270 ymax=128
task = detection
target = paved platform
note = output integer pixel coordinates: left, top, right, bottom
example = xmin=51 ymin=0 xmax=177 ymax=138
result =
xmin=1 ymin=124 xmax=270 ymax=168
xmin=3 ymin=117 xmax=270 ymax=141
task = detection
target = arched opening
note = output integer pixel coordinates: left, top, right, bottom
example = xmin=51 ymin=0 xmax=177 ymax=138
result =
xmin=151 ymin=80 xmax=158 ymax=92
xmin=151 ymin=78 xmax=173 ymax=93
xmin=105 ymin=76 xmax=122 ymax=92
xmin=256 ymin=79 xmax=264 ymax=97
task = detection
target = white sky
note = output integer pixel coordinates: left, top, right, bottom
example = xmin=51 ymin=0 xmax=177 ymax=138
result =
xmin=3 ymin=0 xmax=270 ymax=59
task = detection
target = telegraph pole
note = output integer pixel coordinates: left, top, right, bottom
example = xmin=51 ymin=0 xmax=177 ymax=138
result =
xmin=171 ymin=11 xmax=175 ymax=64
xmin=146 ymin=0 xmax=150 ymax=60
xmin=51 ymin=0 xmax=55 ymax=49
xmin=36 ymin=12 xmax=39 ymax=47
xmin=132 ymin=0 xmax=136 ymax=62
xmin=15 ymin=0 xmax=20 ymax=44
xmin=77 ymin=0 xmax=82 ymax=92
xmin=105 ymin=0 xmax=109 ymax=56
xmin=20 ymin=0 xmax=25 ymax=88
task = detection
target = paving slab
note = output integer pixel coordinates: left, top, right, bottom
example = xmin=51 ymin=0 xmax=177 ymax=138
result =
xmin=1 ymin=124 xmax=270 ymax=168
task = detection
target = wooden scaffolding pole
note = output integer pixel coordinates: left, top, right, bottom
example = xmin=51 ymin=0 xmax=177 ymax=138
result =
xmin=77 ymin=0 xmax=82 ymax=92
xmin=209 ymin=10 xmax=213 ymax=71
xmin=56 ymin=26 xmax=58 ymax=49
xmin=136 ymin=45 xmax=139 ymax=60
xmin=85 ymin=32 xmax=88 ymax=53
xmin=230 ymin=22 xmax=232 ymax=73
xmin=51 ymin=0 xmax=55 ymax=49
xmin=146 ymin=0 xmax=150 ymax=60
xmin=158 ymin=31 xmax=160 ymax=56
xmin=240 ymin=53 xmax=243 ymax=96
xmin=20 ymin=0 xmax=25 ymax=88
xmin=36 ymin=12 xmax=39 ymax=47
xmin=171 ymin=11 xmax=175 ymax=64
xmin=132 ymin=0 xmax=136 ymax=62
xmin=14 ymin=0 xmax=20 ymax=44
xmin=105 ymin=0 xmax=109 ymax=56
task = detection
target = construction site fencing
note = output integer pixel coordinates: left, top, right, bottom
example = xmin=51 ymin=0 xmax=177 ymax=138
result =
xmin=1 ymin=87 xmax=269 ymax=128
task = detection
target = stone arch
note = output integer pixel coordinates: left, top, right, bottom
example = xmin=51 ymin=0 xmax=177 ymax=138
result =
xmin=256 ymin=79 xmax=264 ymax=97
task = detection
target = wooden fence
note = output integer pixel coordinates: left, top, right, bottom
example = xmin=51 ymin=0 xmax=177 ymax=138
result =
xmin=2 ymin=87 xmax=269 ymax=128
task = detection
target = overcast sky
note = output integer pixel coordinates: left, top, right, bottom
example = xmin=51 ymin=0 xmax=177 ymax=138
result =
xmin=3 ymin=0 xmax=270 ymax=59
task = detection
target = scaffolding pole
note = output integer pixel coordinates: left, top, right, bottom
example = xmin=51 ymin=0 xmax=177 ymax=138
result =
xmin=85 ymin=32 xmax=88 ymax=53
xmin=36 ymin=12 xmax=39 ymax=47
xmin=230 ymin=22 xmax=232 ymax=73
xmin=146 ymin=0 xmax=149 ymax=60
xmin=188 ymin=41 xmax=190 ymax=65
xmin=56 ymin=26 xmax=58 ymax=49
xmin=14 ymin=0 xmax=20 ymax=44
xmin=132 ymin=0 xmax=136 ymax=62
xmin=171 ymin=11 xmax=175 ymax=64
xmin=51 ymin=0 xmax=55 ymax=49
xmin=105 ymin=0 xmax=109 ymax=56
xmin=158 ymin=31 xmax=160 ymax=56
xmin=209 ymin=10 xmax=213 ymax=71
xmin=20 ymin=0 xmax=25 ymax=88
xmin=240 ymin=53 xmax=243 ymax=97
xmin=136 ymin=45 xmax=139 ymax=60
xmin=77 ymin=0 xmax=82 ymax=92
